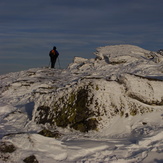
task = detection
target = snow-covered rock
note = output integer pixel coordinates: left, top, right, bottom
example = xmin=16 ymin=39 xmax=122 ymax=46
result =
xmin=33 ymin=73 xmax=163 ymax=133
xmin=0 ymin=44 xmax=163 ymax=162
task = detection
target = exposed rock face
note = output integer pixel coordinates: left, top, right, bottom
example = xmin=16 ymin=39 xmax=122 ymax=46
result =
xmin=0 ymin=44 xmax=163 ymax=163
xmin=157 ymin=49 xmax=163 ymax=56
xmin=23 ymin=155 xmax=39 ymax=163
xmin=1 ymin=44 xmax=162 ymax=132
xmin=32 ymin=45 xmax=163 ymax=132
xmin=33 ymin=73 xmax=163 ymax=132
xmin=34 ymin=81 xmax=99 ymax=132
xmin=0 ymin=142 xmax=16 ymax=162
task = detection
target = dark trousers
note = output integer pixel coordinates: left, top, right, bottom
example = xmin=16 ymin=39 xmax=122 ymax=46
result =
xmin=50 ymin=56 xmax=57 ymax=68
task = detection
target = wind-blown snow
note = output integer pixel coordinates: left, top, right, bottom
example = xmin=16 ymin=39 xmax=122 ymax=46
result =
xmin=0 ymin=44 xmax=163 ymax=163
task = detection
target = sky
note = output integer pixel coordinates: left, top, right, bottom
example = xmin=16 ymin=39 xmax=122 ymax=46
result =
xmin=0 ymin=0 xmax=163 ymax=75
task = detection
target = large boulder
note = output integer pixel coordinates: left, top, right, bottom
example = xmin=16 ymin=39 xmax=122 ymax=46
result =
xmin=33 ymin=73 xmax=163 ymax=132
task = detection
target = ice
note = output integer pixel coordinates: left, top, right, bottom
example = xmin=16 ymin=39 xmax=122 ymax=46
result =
xmin=0 ymin=44 xmax=163 ymax=162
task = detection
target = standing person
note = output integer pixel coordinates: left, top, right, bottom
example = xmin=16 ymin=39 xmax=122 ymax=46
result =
xmin=49 ymin=46 xmax=59 ymax=68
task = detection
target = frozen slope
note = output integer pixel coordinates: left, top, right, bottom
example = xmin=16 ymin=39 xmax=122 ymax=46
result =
xmin=0 ymin=44 xmax=163 ymax=163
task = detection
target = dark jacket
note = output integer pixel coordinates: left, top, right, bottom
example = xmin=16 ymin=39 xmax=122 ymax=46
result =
xmin=49 ymin=49 xmax=59 ymax=58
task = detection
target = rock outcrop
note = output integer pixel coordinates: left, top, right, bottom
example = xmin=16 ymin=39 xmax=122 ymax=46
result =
xmin=32 ymin=45 xmax=163 ymax=132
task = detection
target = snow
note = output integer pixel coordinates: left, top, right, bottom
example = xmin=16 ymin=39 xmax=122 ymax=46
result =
xmin=0 ymin=44 xmax=163 ymax=163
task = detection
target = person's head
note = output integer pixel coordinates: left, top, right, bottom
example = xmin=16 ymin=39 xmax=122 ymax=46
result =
xmin=53 ymin=46 xmax=56 ymax=50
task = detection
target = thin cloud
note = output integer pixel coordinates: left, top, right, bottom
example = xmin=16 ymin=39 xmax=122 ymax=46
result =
xmin=0 ymin=0 xmax=163 ymax=74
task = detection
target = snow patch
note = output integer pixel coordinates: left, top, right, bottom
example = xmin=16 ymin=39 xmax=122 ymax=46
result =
xmin=0 ymin=44 xmax=163 ymax=163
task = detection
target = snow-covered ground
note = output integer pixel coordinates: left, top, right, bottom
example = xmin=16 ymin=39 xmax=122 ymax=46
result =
xmin=0 ymin=45 xmax=163 ymax=163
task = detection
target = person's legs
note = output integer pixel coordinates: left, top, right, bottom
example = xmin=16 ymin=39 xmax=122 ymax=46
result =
xmin=53 ymin=57 xmax=57 ymax=68
xmin=50 ymin=56 xmax=58 ymax=68
xmin=51 ymin=57 xmax=54 ymax=68
xmin=51 ymin=62 xmax=54 ymax=68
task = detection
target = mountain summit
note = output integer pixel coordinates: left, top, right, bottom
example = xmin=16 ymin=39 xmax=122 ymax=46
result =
xmin=0 ymin=44 xmax=163 ymax=162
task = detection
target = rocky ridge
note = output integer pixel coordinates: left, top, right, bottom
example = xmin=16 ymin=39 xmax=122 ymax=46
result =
xmin=0 ymin=44 xmax=163 ymax=163
xmin=31 ymin=44 xmax=163 ymax=132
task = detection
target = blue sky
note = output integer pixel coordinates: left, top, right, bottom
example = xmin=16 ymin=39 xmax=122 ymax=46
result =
xmin=0 ymin=0 xmax=163 ymax=75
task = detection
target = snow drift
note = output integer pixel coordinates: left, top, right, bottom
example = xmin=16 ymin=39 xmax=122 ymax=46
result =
xmin=0 ymin=44 xmax=163 ymax=163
